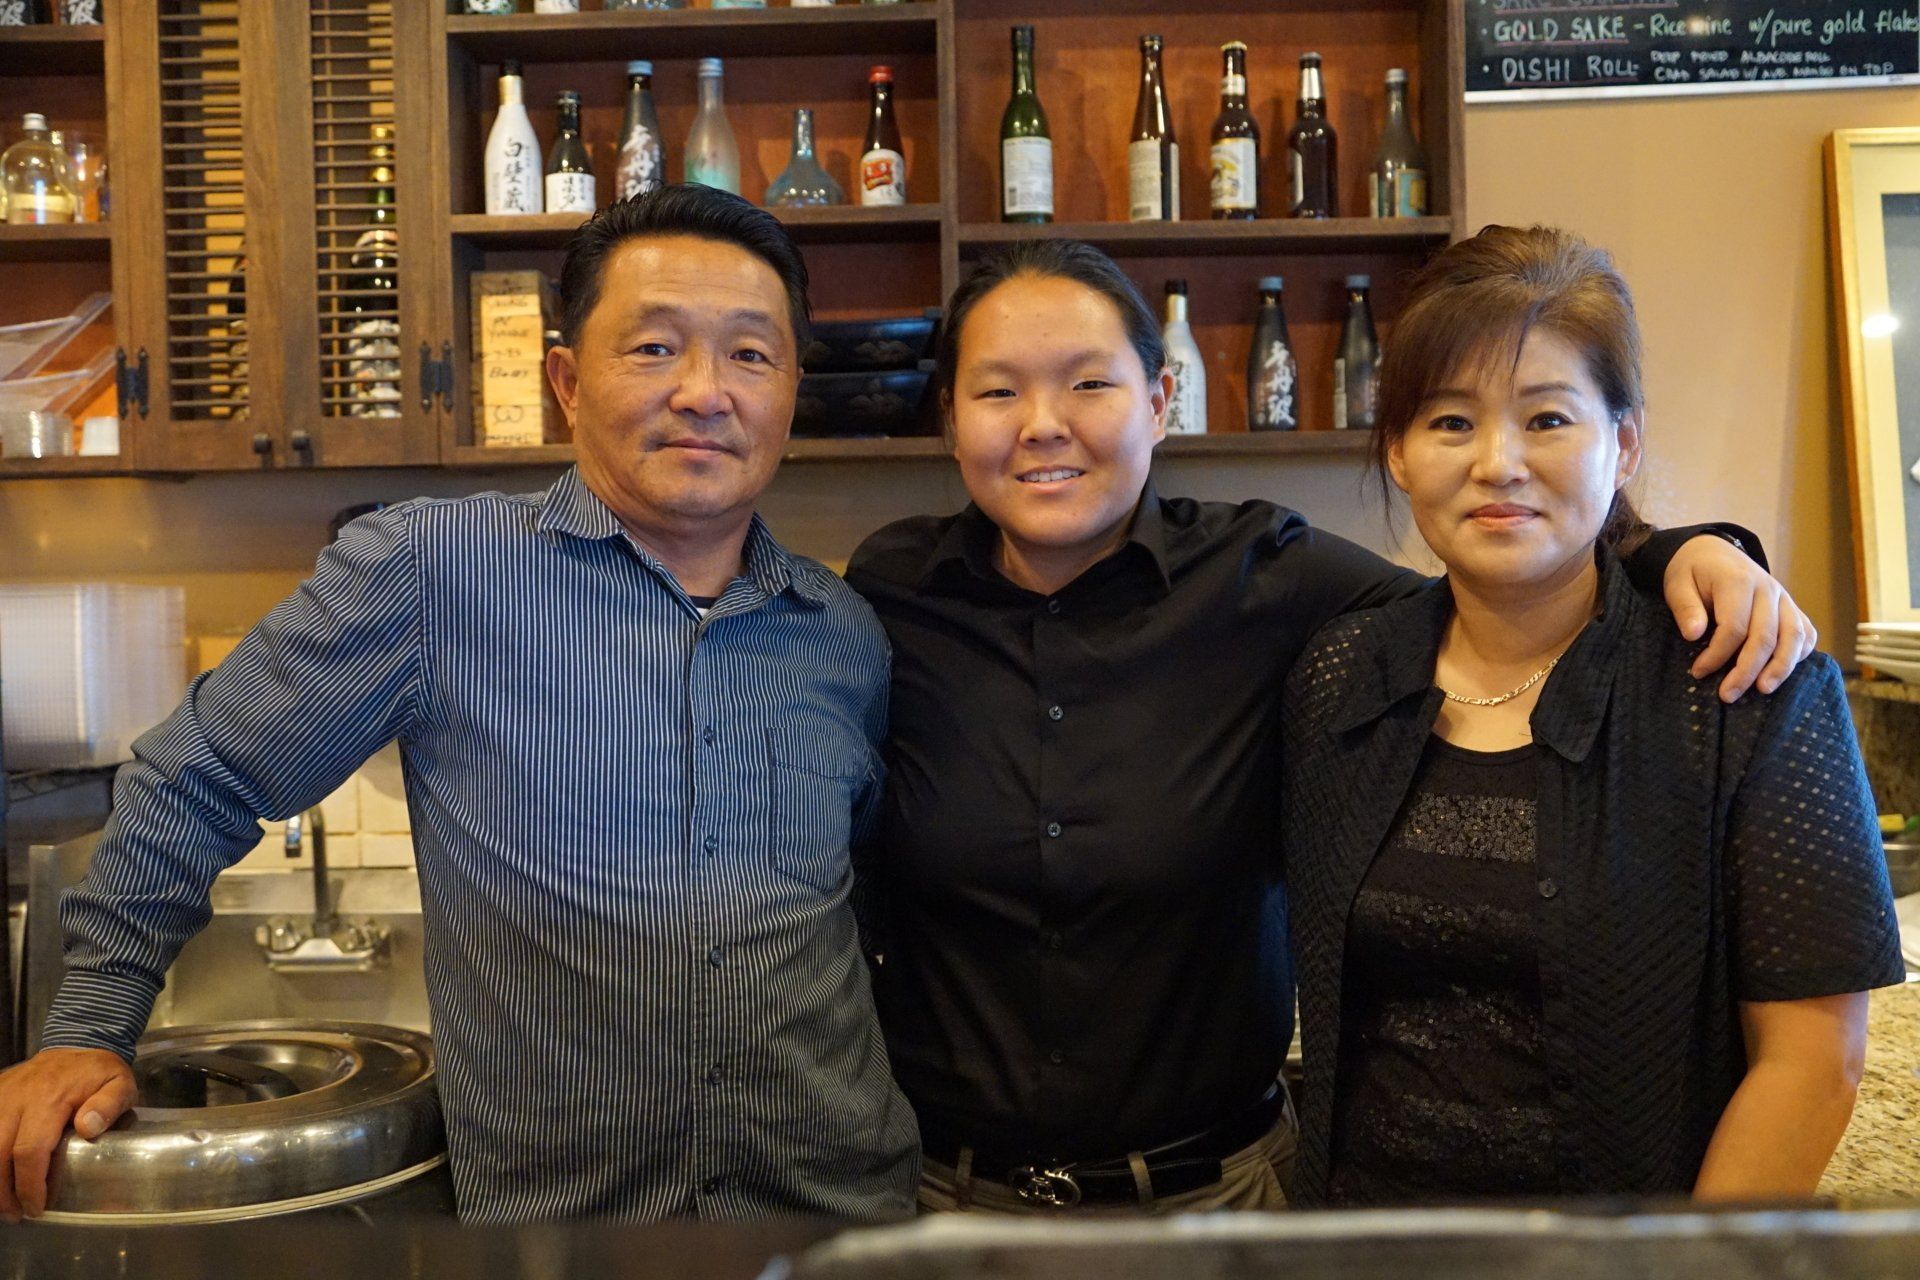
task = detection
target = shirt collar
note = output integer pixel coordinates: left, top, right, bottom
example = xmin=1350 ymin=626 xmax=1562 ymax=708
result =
xmin=535 ymin=467 xmax=827 ymax=609
xmin=913 ymin=478 xmax=1175 ymax=597
xmin=1328 ymin=547 xmax=1638 ymax=764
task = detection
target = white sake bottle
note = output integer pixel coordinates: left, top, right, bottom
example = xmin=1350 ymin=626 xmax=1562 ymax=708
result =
xmin=1161 ymin=279 xmax=1208 ymax=435
xmin=485 ymin=60 xmax=543 ymax=216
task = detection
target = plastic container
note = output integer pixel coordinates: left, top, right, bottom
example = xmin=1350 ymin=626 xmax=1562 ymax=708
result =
xmin=0 ymin=292 xmax=111 ymax=380
xmin=0 ymin=409 xmax=73 ymax=458
xmin=0 ymin=584 xmax=187 ymax=769
xmin=792 ymin=360 xmax=936 ymax=437
xmin=0 ymin=345 xmax=116 ymax=416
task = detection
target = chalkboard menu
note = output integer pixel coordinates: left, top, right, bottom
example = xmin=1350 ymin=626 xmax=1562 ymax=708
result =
xmin=1466 ymin=0 xmax=1920 ymax=100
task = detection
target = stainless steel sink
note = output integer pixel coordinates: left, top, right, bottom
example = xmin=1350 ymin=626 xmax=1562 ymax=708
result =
xmin=152 ymin=869 xmax=430 ymax=1035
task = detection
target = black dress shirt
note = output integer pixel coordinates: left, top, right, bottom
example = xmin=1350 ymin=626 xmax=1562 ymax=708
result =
xmin=846 ymin=485 xmax=1726 ymax=1162
xmin=1282 ymin=550 xmax=1906 ymax=1204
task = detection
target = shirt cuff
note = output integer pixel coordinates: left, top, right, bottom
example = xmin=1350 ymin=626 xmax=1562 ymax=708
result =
xmin=39 ymin=968 xmax=162 ymax=1064
xmin=1625 ymin=522 xmax=1769 ymax=596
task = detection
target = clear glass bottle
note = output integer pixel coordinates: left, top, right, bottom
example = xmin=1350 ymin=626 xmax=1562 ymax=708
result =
xmin=1246 ymin=277 xmax=1298 ymax=431
xmin=1333 ymin=274 xmax=1379 ymax=431
xmin=1369 ymin=68 xmax=1429 ymax=217
xmin=1162 ymin=279 xmax=1207 ymax=435
xmin=484 ymin=61 xmax=542 ymax=215
xmin=1209 ymin=42 xmax=1259 ymax=220
xmin=3 ymin=113 xmax=74 ymax=225
xmin=999 ymin=25 xmax=1052 ymax=224
xmin=766 ymin=109 xmax=844 ymax=208
xmin=615 ymin=61 xmax=665 ymax=201
xmin=1128 ymin=34 xmax=1177 ymax=222
xmin=859 ymin=65 xmax=907 ymax=206
xmin=544 ymin=90 xmax=596 ymax=213
xmin=1287 ymin=52 xmax=1337 ymax=219
xmin=685 ymin=57 xmax=740 ymax=196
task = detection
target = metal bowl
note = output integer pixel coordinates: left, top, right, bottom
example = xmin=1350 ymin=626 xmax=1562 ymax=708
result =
xmin=42 ymin=1020 xmax=446 ymax=1225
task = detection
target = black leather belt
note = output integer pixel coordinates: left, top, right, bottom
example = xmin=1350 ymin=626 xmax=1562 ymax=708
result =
xmin=920 ymin=1083 xmax=1287 ymax=1208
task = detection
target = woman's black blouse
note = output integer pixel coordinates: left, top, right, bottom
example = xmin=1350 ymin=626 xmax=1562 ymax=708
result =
xmin=1328 ymin=738 xmax=1558 ymax=1205
xmin=1281 ymin=550 xmax=1906 ymax=1205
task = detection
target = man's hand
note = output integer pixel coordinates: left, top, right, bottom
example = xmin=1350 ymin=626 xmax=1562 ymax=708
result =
xmin=1664 ymin=535 xmax=1817 ymax=702
xmin=0 ymin=1047 xmax=137 ymax=1221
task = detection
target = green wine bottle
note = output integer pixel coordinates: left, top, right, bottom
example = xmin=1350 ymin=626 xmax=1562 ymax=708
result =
xmin=999 ymin=25 xmax=1053 ymax=224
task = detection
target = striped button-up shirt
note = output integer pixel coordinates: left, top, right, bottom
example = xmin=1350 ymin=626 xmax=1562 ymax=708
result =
xmin=43 ymin=468 xmax=921 ymax=1224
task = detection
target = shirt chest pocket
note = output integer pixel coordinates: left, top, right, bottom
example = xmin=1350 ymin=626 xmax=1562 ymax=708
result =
xmin=767 ymin=725 xmax=869 ymax=893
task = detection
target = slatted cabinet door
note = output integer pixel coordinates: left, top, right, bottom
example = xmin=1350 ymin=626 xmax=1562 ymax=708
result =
xmin=284 ymin=0 xmax=442 ymax=467
xmin=116 ymin=0 xmax=444 ymax=471
xmin=114 ymin=0 xmax=270 ymax=469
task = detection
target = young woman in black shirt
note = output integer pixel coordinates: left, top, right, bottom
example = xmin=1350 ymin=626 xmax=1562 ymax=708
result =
xmin=845 ymin=238 xmax=1819 ymax=1213
xmin=1281 ymin=226 xmax=1904 ymax=1206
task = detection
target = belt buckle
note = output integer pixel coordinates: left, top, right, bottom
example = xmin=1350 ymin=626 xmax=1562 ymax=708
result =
xmin=1010 ymin=1164 xmax=1082 ymax=1208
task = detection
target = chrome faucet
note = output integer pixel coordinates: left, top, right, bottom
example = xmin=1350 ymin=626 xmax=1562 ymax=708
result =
xmin=254 ymin=806 xmax=390 ymax=972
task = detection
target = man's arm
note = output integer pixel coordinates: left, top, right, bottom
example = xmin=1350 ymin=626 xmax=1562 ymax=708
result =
xmin=0 ymin=508 xmax=429 ymax=1220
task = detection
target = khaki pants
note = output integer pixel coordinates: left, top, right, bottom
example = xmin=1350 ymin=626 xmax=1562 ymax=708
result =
xmin=917 ymin=1095 xmax=1298 ymax=1216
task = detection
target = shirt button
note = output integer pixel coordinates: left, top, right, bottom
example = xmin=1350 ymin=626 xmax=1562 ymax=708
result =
xmin=1045 ymin=821 xmax=1062 ymax=838
xmin=1046 ymin=598 xmax=1061 ymax=615
xmin=702 ymin=1176 xmax=725 ymax=1196
xmin=702 ymin=726 xmax=717 ymax=746
xmin=708 ymin=946 xmax=725 ymax=968
xmin=703 ymin=834 xmax=718 ymax=856
xmin=1537 ymin=878 xmax=1559 ymax=899
xmin=1046 ymin=931 xmax=1063 ymax=950
xmin=707 ymin=1063 xmax=726 ymax=1087
xmin=1047 ymin=705 xmax=1064 ymax=722
xmin=1049 ymin=1048 xmax=1065 ymax=1065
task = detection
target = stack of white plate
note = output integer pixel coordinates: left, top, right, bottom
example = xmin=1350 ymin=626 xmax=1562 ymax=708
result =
xmin=1857 ymin=622 xmax=1920 ymax=683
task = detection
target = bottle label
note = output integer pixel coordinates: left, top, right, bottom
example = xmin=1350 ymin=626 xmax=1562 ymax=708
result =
xmin=1255 ymin=340 xmax=1297 ymax=430
xmin=532 ymin=0 xmax=579 ymax=10
xmin=1221 ymin=74 xmax=1247 ymax=97
xmin=1289 ymin=150 xmax=1304 ymax=213
xmin=616 ymin=129 xmax=663 ymax=200
xmin=486 ymin=135 xmax=541 ymax=215
xmin=8 ymin=188 xmax=73 ymax=225
xmin=1210 ymin=138 xmax=1257 ymax=213
xmin=545 ymin=171 xmax=596 ymax=214
xmin=1395 ymin=168 xmax=1428 ymax=217
xmin=859 ymin=148 xmax=907 ymax=206
xmin=1002 ymin=136 xmax=1054 ymax=217
xmin=1129 ymin=139 xmax=1179 ymax=222
xmin=1333 ymin=357 xmax=1348 ymax=431
xmin=1164 ymin=354 xmax=1206 ymax=435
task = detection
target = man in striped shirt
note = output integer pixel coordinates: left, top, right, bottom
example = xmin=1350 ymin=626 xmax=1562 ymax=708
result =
xmin=0 ymin=186 xmax=921 ymax=1224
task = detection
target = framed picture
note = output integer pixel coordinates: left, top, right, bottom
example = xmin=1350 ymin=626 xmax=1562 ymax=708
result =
xmin=1827 ymin=128 xmax=1920 ymax=625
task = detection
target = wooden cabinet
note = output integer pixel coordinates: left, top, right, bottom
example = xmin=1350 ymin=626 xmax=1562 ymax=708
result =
xmin=2 ymin=0 xmax=1461 ymax=476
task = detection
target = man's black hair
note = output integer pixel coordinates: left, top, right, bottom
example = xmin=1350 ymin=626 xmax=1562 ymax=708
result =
xmin=558 ymin=184 xmax=811 ymax=349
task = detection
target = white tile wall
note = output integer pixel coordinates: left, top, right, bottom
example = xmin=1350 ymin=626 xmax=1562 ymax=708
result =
xmin=220 ymin=742 xmax=413 ymax=875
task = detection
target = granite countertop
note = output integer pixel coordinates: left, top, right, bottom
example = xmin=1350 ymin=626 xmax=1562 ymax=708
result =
xmin=1820 ymin=978 xmax=1920 ymax=1200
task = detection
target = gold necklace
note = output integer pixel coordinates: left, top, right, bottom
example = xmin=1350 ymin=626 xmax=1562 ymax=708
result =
xmin=1438 ymin=654 xmax=1563 ymax=707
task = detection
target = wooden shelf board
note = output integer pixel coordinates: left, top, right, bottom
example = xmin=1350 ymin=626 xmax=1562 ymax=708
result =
xmin=449 ymin=204 xmax=944 ymax=250
xmin=0 ymin=223 xmax=112 ymax=262
xmin=0 ymin=24 xmax=105 ymax=75
xmin=958 ymin=217 xmax=1453 ymax=258
xmin=442 ymin=431 xmax=1369 ymax=469
xmin=0 ymin=454 xmax=133 ymax=479
xmin=445 ymin=5 xmax=939 ymax=61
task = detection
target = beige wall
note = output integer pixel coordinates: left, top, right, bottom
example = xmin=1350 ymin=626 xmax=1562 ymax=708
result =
xmin=1465 ymin=85 xmax=1920 ymax=662
xmin=4 ymin=85 xmax=1911 ymax=655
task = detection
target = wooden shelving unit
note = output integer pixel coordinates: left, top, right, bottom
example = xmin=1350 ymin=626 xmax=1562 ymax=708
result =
xmin=2 ymin=0 xmax=1463 ymax=476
